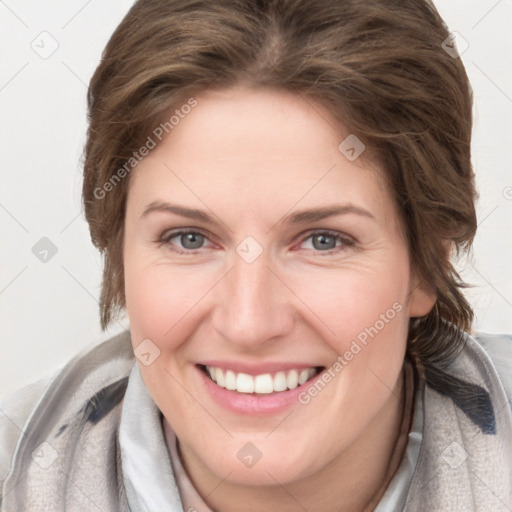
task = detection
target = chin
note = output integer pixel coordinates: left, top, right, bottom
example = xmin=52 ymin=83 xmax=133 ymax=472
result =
xmin=188 ymin=431 xmax=328 ymax=488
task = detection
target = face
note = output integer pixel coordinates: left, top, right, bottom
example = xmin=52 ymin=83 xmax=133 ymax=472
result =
xmin=123 ymin=86 xmax=434 ymax=488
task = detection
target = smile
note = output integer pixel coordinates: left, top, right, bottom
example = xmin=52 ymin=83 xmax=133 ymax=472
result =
xmin=201 ymin=365 xmax=323 ymax=394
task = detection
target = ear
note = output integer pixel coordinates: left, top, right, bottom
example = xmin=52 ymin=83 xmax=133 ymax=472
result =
xmin=408 ymin=281 xmax=436 ymax=317
xmin=409 ymin=240 xmax=453 ymax=317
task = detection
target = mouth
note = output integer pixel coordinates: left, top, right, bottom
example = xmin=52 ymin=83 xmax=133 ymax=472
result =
xmin=198 ymin=364 xmax=324 ymax=395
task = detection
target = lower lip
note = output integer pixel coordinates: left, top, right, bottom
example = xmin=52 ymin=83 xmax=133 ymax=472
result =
xmin=198 ymin=367 xmax=318 ymax=416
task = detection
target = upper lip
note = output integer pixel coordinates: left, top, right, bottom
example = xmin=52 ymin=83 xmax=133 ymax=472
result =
xmin=198 ymin=361 xmax=324 ymax=375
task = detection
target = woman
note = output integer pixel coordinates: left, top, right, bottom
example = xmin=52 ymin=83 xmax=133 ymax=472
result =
xmin=1 ymin=0 xmax=511 ymax=510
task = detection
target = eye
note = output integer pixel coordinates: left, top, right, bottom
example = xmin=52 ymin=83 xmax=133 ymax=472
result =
xmin=297 ymin=230 xmax=355 ymax=253
xmin=159 ymin=229 xmax=212 ymax=253
xmin=157 ymin=228 xmax=355 ymax=255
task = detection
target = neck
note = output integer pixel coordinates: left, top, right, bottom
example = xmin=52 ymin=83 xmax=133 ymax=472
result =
xmin=173 ymin=363 xmax=412 ymax=512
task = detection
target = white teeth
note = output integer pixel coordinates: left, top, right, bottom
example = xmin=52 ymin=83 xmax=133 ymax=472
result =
xmin=225 ymin=370 xmax=236 ymax=390
xmin=215 ymin=367 xmax=225 ymax=387
xmin=298 ymin=369 xmax=310 ymax=385
xmin=236 ymin=373 xmax=254 ymax=393
xmin=287 ymin=369 xmax=299 ymax=390
xmin=254 ymin=374 xmax=274 ymax=394
xmin=205 ymin=365 xmax=318 ymax=394
xmin=273 ymin=371 xmax=288 ymax=392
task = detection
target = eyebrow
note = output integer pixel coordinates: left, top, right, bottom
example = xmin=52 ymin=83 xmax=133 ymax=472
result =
xmin=141 ymin=201 xmax=375 ymax=225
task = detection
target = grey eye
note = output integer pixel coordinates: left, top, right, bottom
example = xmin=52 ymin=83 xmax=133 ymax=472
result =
xmin=311 ymin=233 xmax=337 ymax=250
xmin=180 ymin=232 xmax=205 ymax=249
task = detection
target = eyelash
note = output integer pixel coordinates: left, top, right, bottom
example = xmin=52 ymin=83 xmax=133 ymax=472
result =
xmin=157 ymin=228 xmax=356 ymax=256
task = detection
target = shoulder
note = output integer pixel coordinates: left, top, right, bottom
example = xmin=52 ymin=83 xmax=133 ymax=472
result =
xmin=471 ymin=331 xmax=512 ymax=401
xmin=0 ymin=372 xmax=56 ymax=487
xmin=405 ymin=331 xmax=512 ymax=510
xmin=0 ymin=331 xmax=134 ymax=495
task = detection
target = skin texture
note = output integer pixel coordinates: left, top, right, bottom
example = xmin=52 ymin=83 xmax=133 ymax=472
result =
xmin=123 ymin=85 xmax=435 ymax=511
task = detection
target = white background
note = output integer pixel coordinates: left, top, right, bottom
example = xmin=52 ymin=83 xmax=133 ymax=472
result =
xmin=1 ymin=0 xmax=511 ymax=396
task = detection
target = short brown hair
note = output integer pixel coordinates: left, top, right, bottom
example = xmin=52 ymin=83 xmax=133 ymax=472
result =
xmin=82 ymin=0 xmax=477 ymax=375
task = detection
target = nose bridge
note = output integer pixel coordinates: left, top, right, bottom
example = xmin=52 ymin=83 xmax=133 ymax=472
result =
xmin=212 ymin=252 xmax=292 ymax=347
xmin=232 ymin=255 xmax=271 ymax=314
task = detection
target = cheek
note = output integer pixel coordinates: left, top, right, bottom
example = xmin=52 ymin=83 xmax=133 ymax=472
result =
xmin=284 ymin=264 xmax=410 ymax=446
xmin=123 ymin=258 xmax=212 ymax=413
xmin=285 ymin=254 xmax=412 ymax=420
xmin=289 ymin=261 xmax=410 ymax=351
xmin=124 ymin=254 xmax=215 ymax=351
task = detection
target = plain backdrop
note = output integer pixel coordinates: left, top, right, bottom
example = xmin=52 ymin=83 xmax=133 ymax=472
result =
xmin=1 ymin=0 xmax=511 ymax=396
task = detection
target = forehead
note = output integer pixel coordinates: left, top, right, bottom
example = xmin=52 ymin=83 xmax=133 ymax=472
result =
xmin=128 ymin=86 xmax=395 ymax=226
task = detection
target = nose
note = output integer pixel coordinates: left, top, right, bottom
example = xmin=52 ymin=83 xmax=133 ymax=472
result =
xmin=211 ymin=252 xmax=294 ymax=350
